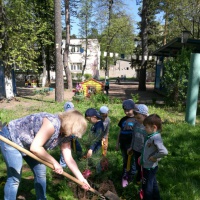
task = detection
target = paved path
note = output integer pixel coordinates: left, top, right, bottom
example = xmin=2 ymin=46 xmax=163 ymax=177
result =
xmin=108 ymin=81 xmax=165 ymax=104
xmin=16 ymin=81 xmax=165 ymax=105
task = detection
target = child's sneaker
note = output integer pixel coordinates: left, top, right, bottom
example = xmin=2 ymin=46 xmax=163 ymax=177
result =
xmin=122 ymin=173 xmax=129 ymax=187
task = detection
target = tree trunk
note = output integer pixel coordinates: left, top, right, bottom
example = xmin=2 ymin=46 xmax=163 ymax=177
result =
xmin=139 ymin=0 xmax=149 ymax=91
xmin=105 ymin=0 xmax=113 ymax=78
xmin=63 ymin=0 xmax=72 ymax=90
xmin=54 ymin=0 xmax=64 ymax=102
xmin=46 ymin=46 xmax=51 ymax=84
xmin=82 ymin=13 xmax=88 ymax=78
xmin=42 ymin=46 xmax=47 ymax=87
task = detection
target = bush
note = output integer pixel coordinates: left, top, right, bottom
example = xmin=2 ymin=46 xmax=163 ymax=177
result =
xmin=84 ymin=73 xmax=92 ymax=80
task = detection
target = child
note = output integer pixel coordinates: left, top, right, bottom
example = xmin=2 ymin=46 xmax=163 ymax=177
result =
xmin=85 ymin=108 xmax=105 ymax=158
xmin=141 ymin=114 xmax=168 ymax=200
xmin=128 ymin=104 xmax=149 ymax=184
xmin=104 ymin=79 xmax=109 ymax=95
xmin=99 ymin=106 xmax=110 ymax=156
xmin=60 ymin=102 xmax=82 ymax=167
xmin=116 ymin=99 xmax=137 ymax=187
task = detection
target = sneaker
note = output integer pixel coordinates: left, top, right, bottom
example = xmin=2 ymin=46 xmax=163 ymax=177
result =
xmin=122 ymin=173 xmax=129 ymax=187
xmin=122 ymin=177 xmax=129 ymax=187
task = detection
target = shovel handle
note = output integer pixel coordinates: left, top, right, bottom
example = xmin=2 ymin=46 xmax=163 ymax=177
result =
xmin=0 ymin=135 xmax=103 ymax=197
xmin=127 ymin=150 xmax=133 ymax=171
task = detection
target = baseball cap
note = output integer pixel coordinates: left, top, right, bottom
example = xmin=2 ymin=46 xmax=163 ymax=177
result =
xmin=122 ymin=99 xmax=135 ymax=110
xmin=64 ymin=101 xmax=74 ymax=111
xmin=134 ymin=104 xmax=149 ymax=116
xmin=99 ymin=106 xmax=109 ymax=114
xmin=85 ymin=108 xmax=102 ymax=119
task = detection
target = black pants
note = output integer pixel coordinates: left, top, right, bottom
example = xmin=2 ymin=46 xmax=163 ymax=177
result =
xmin=134 ymin=150 xmax=141 ymax=182
xmin=105 ymin=86 xmax=109 ymax=95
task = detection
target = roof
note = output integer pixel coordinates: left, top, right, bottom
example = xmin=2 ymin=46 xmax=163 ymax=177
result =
xmin=81 ymin=78 xmax=103 ymax=85
xmin=152 ymin=37 xmax=200 ymax=57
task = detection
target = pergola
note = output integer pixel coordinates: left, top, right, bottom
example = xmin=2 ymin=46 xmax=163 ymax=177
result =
xmin=152 ymin=37 xmax=200 ymax=91
xmin=152 ymin=37 xmax=200 ymax=125
xmin=153 ymin=37 xmax=200 ymax=57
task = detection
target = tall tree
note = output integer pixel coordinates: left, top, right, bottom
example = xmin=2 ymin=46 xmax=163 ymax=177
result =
xmin=54 ymin=0 xmax=64 ymax=102
xmin=63 ymin=0 xmax=72 ymax=89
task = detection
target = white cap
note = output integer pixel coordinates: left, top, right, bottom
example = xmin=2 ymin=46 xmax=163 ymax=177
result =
xmin=134 ymin=104 xmax=149 ymax=116
xmin=64 ymin=101 xmax=74 ymax=111
xmin=99 ymin=106 xmax=109 ymax=114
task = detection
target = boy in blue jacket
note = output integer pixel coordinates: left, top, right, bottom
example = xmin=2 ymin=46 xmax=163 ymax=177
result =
xmin=85 ymin=108 xmax=105 ymax=158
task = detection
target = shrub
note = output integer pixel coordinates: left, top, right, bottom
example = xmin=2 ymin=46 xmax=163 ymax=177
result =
xmin=84 ymin=73 xmax=92 ymax=80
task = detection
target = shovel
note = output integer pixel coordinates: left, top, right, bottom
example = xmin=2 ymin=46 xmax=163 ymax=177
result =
xmin=0 ymin=134 xmax=120 ymax=200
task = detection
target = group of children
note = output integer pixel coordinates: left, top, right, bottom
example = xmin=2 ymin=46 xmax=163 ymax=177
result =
xmin=62 ymin=99 xmax=168 ymax=200
xmin=117 ymin=99 xmax=168 ymax=200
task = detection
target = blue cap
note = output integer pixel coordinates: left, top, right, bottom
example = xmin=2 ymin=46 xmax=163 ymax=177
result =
xmin=85 ymin=108 xmax=102 ymax=119
xmin=64 ymin=101 xmax=74 ymax=111
xmin=134 ymin=104 xmax=149 ymax=116
xmin=99 ymin=106 xmax=109 ymax=114
xmin=122 ymin=99 xmax=135 ymax=110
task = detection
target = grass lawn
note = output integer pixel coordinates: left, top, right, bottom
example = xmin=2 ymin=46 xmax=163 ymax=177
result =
xmin=0 ymin=94 xmax=200 ymax=200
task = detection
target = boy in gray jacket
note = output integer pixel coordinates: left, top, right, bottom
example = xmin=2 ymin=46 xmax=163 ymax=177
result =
xmin=140 ymin=114 xmax=168 ymax=200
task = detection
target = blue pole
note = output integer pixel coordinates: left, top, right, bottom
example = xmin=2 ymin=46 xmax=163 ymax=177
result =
xmin=185 ymin=53 xmax=200 ymax=125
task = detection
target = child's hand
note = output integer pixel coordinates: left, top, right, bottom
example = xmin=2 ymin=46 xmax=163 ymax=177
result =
xmin=138 ymin=156 xmax=141 ymax=166
xmin=86 ymin=149 xmax=93 ymax=158
xmin=149 ymin=156 xmax=157 ymax=162
xmin=127 ymin=147 xmax=132 ymax=154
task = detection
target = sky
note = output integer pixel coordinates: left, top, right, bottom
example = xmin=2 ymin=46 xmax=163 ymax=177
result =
xmin=70 ymin=0 xmax=141 ymax=36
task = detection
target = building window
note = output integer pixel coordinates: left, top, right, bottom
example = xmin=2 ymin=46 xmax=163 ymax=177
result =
xmin=70 ymin=45 xmax=81 ymax=53
xmin=71 ymin=63 xmax=82 ymax=71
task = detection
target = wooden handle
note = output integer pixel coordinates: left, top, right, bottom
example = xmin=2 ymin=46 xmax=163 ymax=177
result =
xmin=0 ymin=135 xmax=102 ymax=197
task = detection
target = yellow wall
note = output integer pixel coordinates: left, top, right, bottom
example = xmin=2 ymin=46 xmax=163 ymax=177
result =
xmin=82 ymin=79 xmax=103 ymax=97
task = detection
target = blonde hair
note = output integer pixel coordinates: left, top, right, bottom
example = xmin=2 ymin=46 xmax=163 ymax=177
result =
xmin=58 ymin=110 xmax=87 ymax=138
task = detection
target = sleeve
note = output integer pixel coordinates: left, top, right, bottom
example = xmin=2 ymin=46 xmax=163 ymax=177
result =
xmin=103 ymin=118 xmax=110 ymax=138
xmin=130 ymin=124 xmax=137 ymax=149
xmin=118 ymin=118 xmax=123 ymax=128
xmin=89 ymin=122 xmax=104 ymax=151
xmin=153 ymin=136 xmax=168 ymax=159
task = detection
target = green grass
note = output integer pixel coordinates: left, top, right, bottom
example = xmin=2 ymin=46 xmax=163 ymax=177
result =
xmin=1 ymin=96 xmax=200 ymax=199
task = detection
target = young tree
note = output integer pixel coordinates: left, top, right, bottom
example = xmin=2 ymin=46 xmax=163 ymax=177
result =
xmin=162 ymin=49 xmax=191 ymax=105
xmin=77 ymin=0 xmax=93 ymax=77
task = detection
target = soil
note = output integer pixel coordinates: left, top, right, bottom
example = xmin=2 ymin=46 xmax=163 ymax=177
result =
xmin=0 ymin=81 xmax=164 ymax=110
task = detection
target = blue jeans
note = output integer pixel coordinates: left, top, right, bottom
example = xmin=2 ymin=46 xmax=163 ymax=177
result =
xmin=142 ymin=166 xmax=161 ymax=200
xmin=0 ymin=126 xmax=47 ymax=200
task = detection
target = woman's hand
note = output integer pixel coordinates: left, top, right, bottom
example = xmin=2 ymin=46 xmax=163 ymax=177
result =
xmin=53 ymin=162 xmax=63 ymax=174
xmin=81 ymin=179 xmax=91 ymax=190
